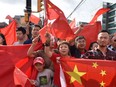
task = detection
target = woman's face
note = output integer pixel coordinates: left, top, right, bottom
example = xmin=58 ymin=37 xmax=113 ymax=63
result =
xmin=59 ymin=44 xmax=69 ymax=56
xmin=0 ymin=36 xmax=4 ymax=45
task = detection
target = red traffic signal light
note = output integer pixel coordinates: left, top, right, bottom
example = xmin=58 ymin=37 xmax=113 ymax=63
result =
xmin=37 ymin=0 xmax=43 ymax=12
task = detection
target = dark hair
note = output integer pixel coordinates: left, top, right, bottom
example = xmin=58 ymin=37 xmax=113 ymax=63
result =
xmin=58 ymin=41 xmax=71 ymax=55
xmin=34 ymin=24 xmax=41 ymax=29
xmin=88 ymin=42 xmax=98 ymax=50
xmin=99 ymin=30 xmax=109 ymax=34
xmin=16 ymin=27 xmax=26 ymax=34
xmin=0 ymin=33 xmax=7 ymax=45
xmin=75 ymin=36 xmax=86 ymax=42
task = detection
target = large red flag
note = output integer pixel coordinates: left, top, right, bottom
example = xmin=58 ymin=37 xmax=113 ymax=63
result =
xmin=68 ymin=21 xmax=101 ymax=49
xmin=44 ymin=0 xmax=74 ymax=40
xmin=0 ymin=20 xmax=17 ymax=45
xmin=29 ymin=14 xmax=40 ymax=24
xmin=89 ymin=8 xmax=110 ymax=24
xmin=60 ymin=58 xmax=116 ymax=87
xmin=0 ymin=44 xmax=42 ymax=87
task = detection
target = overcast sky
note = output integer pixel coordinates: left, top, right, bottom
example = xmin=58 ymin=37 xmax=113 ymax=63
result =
xmin=0 ymin=0 xmax=115 ymax=23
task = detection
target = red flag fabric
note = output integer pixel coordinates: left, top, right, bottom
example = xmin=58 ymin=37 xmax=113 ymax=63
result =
xmin=51 ymin=17 xmax=74 ymax=40
xmin=39 ymin=24 xmax=51 ymax=43
xmin=44 ymin=0 xmax=74 ymax=40
xmin=0 ymin=44 xmax=42 ymax=87
xmin=60 ymin=58 xmax=116 ymax=87
xmin=5 ymin=15 xmax=14 ymax=21
xmin=68 ymin=21 xmax=101 ymax=49
xmin=45 ymin=0 xmax=61 ymax=20
xmin=0 ymin=20 xmax=17 ymax=45
xmin=45 ymin=0 xmax=70 ymax=21
xmin=89 ymin=8 xmax=110 ymax=24
xmin=14 ymin=67 xmax=28 ymax=87
xmin=29 ymin=14 xmax=40 ymax=24
xmin=78 ymin=22 xmax=101 ymax=49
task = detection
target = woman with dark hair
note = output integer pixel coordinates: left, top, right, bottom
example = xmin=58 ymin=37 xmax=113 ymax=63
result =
xmin=0 ymin=33 xmax=7 ymax=45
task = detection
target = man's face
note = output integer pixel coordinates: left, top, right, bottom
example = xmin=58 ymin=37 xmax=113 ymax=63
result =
xmin=76 ymin=39 xmax=86 ymax=50
xmin=32 ymin=26 xmax=40 ymax=38
xmin=97 ymin=32 xmax=110 ymax=47
xmin=16 ymin=31 xmax=24 ymax=40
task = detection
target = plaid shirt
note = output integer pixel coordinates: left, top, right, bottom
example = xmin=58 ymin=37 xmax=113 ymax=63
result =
xmin=82 ymin=49 xmax=116 ymax=61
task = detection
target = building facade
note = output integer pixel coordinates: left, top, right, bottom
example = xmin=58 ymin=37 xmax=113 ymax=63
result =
xmin=102 ymin=2 xmax=116 ymax=34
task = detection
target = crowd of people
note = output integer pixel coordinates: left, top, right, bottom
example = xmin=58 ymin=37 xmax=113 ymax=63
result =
xmin=0 ymin=23 xmax=116 ymax=87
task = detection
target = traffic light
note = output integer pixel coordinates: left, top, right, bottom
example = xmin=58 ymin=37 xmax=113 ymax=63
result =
xmin=37 ymin=0 xmax=43 ymax=12
xmin=25 ymin=11 xmax=29 ymax=22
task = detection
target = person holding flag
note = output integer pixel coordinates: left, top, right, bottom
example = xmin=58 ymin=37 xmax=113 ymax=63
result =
xmin=44 ymin=37 xmax=74 ymax=87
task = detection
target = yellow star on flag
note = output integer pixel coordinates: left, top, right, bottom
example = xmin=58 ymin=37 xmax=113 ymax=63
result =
xmin=100 ymin=70 xmax=106 ymax=76
xmin=100 ymin=81 xmax=105 ymax=87
xmin=92 ymin=62 xmax=98 ymax=68
xmin=66 ymin=65 xmax=86 ymax=84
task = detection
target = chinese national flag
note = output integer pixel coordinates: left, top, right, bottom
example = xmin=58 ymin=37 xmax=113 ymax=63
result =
xmin=0 ymin=20 xmax=17 ymax=45
xmin=89 ymin=8 xmax=110 ymax=24
xmin=60 ymin=58 xmax=116 ymax=87
xmin=45 ymin=0 xmax=74 ymax=40
xmin=45 ymin=0 xmax=62 ymax=20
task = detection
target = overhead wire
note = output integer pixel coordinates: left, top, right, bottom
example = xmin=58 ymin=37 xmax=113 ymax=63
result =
xmin=67 ymin=0 xmax=86 ymax=19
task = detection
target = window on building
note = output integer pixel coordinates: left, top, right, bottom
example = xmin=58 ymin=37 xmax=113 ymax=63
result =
xmin=109 ymin=17 xmax=114 ymax=22
xmin=108 ymin=23 xmax=116 ymax=28
xmin=110 ymin=4 xmax=116 ymax=9
xmin=109 ymin=11 xmax=115 ymax=16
